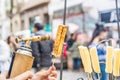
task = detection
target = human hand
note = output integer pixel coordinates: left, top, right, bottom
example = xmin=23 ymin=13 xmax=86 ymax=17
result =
xmin=7 ymin=71 xmax=33 ymax=80
xmin=0 ymin=66 xmax=57 ymax=80
xmin=31 ymin=65 xmax=57 ymax=80
xmin=0 ymin=73 xmax=6 ymax=80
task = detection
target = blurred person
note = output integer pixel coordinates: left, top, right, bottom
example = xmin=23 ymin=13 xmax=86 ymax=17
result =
xmin=80 ymin=32 xmax=90 ymax=46
xmin=106 ymin=26 xmax=113 ymax=39
xmin=31 ymin=23 xmax=53 ymax=71
xmin=68 ymin=33 xmax=82 ymax=70
xmin=0 ymin=65 xmax=57 ymax=80
xmin=88 ymin=23 xmax=108 ymax=80
xmin=0 ymin=40 xmax=11 ymax=74
xmin=7 ymin=35 xmax=19 ymax=52
xmin=67 ymin=33 xmax=76 ymax=49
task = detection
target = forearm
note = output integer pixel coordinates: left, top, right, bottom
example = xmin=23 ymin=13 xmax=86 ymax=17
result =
xmin=0 ymin=56 xmax=9 ymax=62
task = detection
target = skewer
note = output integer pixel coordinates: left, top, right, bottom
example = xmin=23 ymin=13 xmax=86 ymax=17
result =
xmin=88 ymin=73 xmax=94 ymax=80
xmin=97 ymin=73 xmax=101 ymax=80
xmin=113 ymin=49 xmax=120 ymax=79
xmin=115 ymin=0 xmax=120 ymax=79
xmin=114 ymin=77 xmax=118 ymax=80
xmin=106 ymin=46 xmax=114 ymax=80
xmin=78 ymin=46 xmax=94 ymax=80
xmin=96 ymin=39 xmax=112 ymax=47
xmin=107 ymin=40 xmax=113 ymax=80
xmin=52 ymin=25 xmax=67 ymax=80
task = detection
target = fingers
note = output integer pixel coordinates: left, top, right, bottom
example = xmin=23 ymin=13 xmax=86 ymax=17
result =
xmin=13 ymin=71 xmax=33 ymax=80
xmin=46 ymin=66 xmax=53 ymax=75
xmin=51 ymin=65 xmax=56 ymax=71
xmin=31 ymin=66 xmax=57 ymax=80
xmin=8 ymin=66 xmax=57 ymax=80
xmin=0 ymin=74 xmax=6 ymax=80
xmin=43 ymin=65 xmax=56 ymax=76
xmin=48 ymin=76 xmax=56 ymax=80
xmin=51 ymin=71 xmax=57 ymax=78
xmin=32 ymin=68 xmax=53 ymax=80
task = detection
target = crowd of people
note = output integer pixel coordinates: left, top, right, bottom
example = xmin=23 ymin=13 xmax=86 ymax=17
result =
xmin=66 ymin=22 xmax=118 ymax=80
xmin=0 ymin=22 xmax=118 ymax=80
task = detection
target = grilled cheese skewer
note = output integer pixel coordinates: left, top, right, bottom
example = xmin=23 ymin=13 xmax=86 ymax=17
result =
xmin=105 ymin=46 xmax=113 ymax=73
xmin=90 ymin=47 xmax=100 ymax=73
xmin=53 ymin=25 xmax=67 ymax=57
xmin=83 ymin=47 xmax=93 ymax=73
xmin=113 ymin=49 xmax=120 ymax=77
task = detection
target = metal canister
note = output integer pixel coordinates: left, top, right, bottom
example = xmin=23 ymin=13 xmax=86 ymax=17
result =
xmin=16 ymin=46 xmax=32 ymax=56
xmin=9 ymin=45 xmax=34 ymax=78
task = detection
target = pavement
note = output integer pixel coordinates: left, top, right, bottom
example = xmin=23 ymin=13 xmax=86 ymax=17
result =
xmin=57 ymin=70 xmax=88 ymax=80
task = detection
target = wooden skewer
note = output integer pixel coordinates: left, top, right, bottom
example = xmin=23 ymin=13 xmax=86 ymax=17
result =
xmin=88 ymin=73 xmax=94 ymax=80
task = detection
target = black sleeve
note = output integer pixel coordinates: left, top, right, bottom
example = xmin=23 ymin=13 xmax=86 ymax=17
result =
xmin=31 ymin=42 xmax=41 ymax=68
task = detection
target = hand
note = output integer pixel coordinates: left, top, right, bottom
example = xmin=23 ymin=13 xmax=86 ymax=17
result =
xmin=0 ymin=73 xmax=6 ymax=80
xmin=7 ymin=71 xmax=33 ymax=80
xmin=0 ymin=71 xmax=8 ymax=80
xmin=31 ymin=65 xmax=57 ymax=80
xmin=0 ymin=66 xmax=57 ymax=80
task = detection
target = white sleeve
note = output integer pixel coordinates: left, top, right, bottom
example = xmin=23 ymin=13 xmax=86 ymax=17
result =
xmin=0 ymin=41 xmax=10 ymax=62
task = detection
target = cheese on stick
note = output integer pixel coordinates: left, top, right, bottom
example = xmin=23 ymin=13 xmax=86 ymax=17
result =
xmin=113 ymin=49 xmax=120 ymax=77
xmin=53 ymin=25 xmax=67 ymax=57
xmin=105 ymin=46 xmax=113 ymax=73
xmin=78 ymin=46 xmax=88 ymax=72
xmin=83 ymin=47 xmax=93 ymax=73
xmin=53 ymin=26 xmax=63 ymax=55
xmin=90 ymin=47 xmax=100 ymax=73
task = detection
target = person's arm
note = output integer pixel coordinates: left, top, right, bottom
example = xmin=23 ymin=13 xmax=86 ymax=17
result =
xmin=7 ymin=71 xmax=33 ymax=80
xmin=31 ymin=65 xmax=57 ymax=80
xmin=0 ymin=66 xmax=57 ymax=80
xmin=68 ymin=43 xmax=76 ymax=52
xmin=0 ymin=41 xmax=10 ymax=61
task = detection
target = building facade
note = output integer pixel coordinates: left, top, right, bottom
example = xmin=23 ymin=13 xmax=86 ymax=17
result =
xmin=48 ymin=0 xmax=97 ymax=38
xmin=0 ymin=0 xmax=11 ymax=40
xmin=6 ymin=0 xmax=50 ymax=36
xmin=20 ymin=0 xmax=50 ymax=34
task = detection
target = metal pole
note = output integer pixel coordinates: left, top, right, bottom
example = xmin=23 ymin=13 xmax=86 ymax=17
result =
xmin=115 ymin=0 xmax=120 ymax=47
xmin=60 ymin=0 xmax=67 ymax=80
xmin=10 ymin=0 xmax=13 ymax=32
xmin=115 ymin=0 xmax=120 ymax=79
xmin=82 ymin=12 xmax=86 ymax=32
xmin=63 ymin=0 xmax=67 ymax=25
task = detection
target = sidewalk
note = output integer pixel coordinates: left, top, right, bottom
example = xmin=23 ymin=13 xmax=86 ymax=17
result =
xmin=57 ymin=70 xmax=88 ymax=80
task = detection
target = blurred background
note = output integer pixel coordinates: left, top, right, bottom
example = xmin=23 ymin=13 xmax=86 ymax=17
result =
xmin=0 ymin=0 xmax=120 ymax=80
xmin=0 ymin=0 xmax=119 ymax=40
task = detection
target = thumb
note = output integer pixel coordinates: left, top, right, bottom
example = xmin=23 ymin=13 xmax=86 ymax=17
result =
xmin=51 ymin=65 xmax=56 ymax=71
xmin=44 ymin=66 xmax=53 ymax=75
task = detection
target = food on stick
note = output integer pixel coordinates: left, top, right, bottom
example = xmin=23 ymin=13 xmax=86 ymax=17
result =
xmin=78 ymin=46 xmax=92 ymax=73
xmin=113 ymin=49 xmax=120 ymax=77
xmin=89 ymin=47 xmax=100 ymax=73
xmin=53 ymin=25 xmax=67 ymax=57
xmin=105 ymin=46 xmax=113 ymax=73
xmin=83 ymin=47 xmax=93 ymax=73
